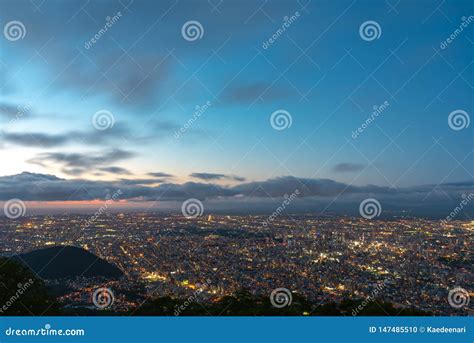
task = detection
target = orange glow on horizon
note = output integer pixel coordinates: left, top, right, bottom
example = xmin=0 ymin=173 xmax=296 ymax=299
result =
xmin=23 ymin=200 xmax=139 ymax=208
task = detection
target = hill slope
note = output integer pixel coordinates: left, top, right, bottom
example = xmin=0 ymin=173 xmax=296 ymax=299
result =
xmin=13 ymin=246 xmax=123 ymax=279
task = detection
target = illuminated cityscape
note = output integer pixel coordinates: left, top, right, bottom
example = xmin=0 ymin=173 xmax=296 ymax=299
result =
xmin=1 ymin=213 xmax=471 ymax=315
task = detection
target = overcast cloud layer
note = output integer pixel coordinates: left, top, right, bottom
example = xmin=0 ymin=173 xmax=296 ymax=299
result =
xmin=1 ymin=172 xmax=472 ymax=217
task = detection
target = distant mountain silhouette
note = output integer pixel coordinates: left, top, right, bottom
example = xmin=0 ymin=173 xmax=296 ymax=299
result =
xmin=12 ymin=246 xmax=123 ymax=279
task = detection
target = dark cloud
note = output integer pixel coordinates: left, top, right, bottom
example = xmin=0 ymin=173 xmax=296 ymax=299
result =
xmin=190 ymin=173 xmax=226 ymax=180
xmin=0 ymin=172 xmax=230 ymax=202
xmin=234 ymin=176 xmax=380 ymax=197
xmin=119 ymin=178 xmax=165 ymax=185
xmin=1 ymin=124 xmax=134 ymax=148
xmin=1 ymin=0 xmax=271 ymax=111
xmin=1 ymin=172 xmax=472 ymax=217
xmin=147 ymin=172 xmax=173 ymax=178
xmin=56 ymin=52 xmax=175 ymax=110
xmin=190 ymin=172 xmax=246 ymax=182
xmin=99 ymin=167 xmax=132 ymax=175
xmin=333 ymin=163 xmax=366 ymax=173
xmin=0 ymin=172 xmax=153 ymax=201
xmin=221 ymin=82 xmax=289 ymax=104
xmin=112 ymin=57 xmax=173 ymax=107
xmin=61 ymin=168 xmax=88 ymax=176
xmin=1 ymin=132 xmax=70 ymax=147
xmin=0 ymin=172 xmax=60 ymax=182
xmin=28 ymin=149 xmax=136 ymax=173
xmin=151 ymin=120 xmax=211 ymax=141
xmin=153 ymin=121 xmax=180 ymax=131
xmin=232 ymin=175 xmax=246 ymax=182
xmin=0 ymin=102 xmax=31 ymax=117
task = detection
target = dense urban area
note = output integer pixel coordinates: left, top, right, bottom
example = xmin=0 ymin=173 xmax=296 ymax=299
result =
xmin=0 ymin=213 xmax=472 ymax=315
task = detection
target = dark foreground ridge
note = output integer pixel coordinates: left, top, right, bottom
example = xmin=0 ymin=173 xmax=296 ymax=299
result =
xmin=126 ymin=291 xmax=431 ymax=316
xmin=0 ymin=257 xmax=431 ymax=316
xmin=0 ymin=257 xmax=60 ymax=315
xmin=12 ymin=245 xmax=123 ymax=279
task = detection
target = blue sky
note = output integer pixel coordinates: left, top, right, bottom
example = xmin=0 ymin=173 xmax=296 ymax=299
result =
xmin=0 ymin=0 xmax=473 ymax=215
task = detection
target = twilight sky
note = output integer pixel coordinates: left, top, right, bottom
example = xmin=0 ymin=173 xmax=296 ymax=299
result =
xmin=0 ymin=0 xmax=473 ymax=216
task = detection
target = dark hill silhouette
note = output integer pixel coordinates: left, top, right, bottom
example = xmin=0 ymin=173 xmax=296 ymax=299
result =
xmin=12 ymin=246 xmax=123 ymax=279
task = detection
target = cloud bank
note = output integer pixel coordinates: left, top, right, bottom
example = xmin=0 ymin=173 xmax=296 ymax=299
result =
xmin=0 ymin=172 xmax=472 ymax=212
